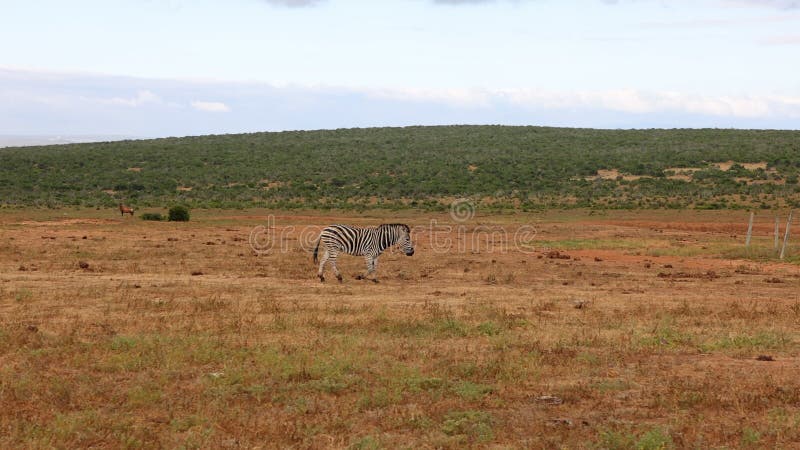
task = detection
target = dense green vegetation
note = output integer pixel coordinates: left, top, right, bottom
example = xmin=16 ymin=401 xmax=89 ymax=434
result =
xmin=168 ymin=205 xmax=190 ymax=222
xmin=1 ymin=125 xmax=799 ymax=210
xmin=139 ymin=212 xmax=164 ymax=221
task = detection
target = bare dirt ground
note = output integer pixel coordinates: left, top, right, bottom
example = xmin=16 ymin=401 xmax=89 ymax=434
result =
xmin=1 ymin=208 xmax=799 ymax=448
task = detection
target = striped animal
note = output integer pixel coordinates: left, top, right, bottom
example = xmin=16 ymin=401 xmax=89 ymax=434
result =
xmin=119 ymin=203 xmax=134 ymax=216
xmin=313 ymin=224 xmax=414 ymax=283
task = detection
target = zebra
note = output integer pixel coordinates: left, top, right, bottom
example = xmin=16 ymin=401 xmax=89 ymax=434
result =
xmin=313 ymin=223 xmax=414 ymax=283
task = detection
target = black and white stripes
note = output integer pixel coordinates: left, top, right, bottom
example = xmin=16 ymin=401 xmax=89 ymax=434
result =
xmin=313 ymin=223 xmax=414 ymax=282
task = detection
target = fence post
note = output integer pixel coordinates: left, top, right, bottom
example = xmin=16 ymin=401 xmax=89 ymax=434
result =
xmin=780 ymin=210 xmax=793 ymax=260
xmin=745 ymin=211 xmax=755 ymax=247
xmin=775 ymin=216 xmax=780 ymax=251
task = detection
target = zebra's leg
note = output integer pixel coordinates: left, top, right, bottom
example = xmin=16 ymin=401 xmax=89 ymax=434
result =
xmin=356 ymin=255 xmax=369 ymax=280
xmin=369 ymin=257 xmax=379 ymax=283
xmin=357 ymin=255 xmax=379 ymax=283
xmin=329 ymin=252 xmax=343 ymax=282
xmin=317 ymin=250 xmax=330 ymax=282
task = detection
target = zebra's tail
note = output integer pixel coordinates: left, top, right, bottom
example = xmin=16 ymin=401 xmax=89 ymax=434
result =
xmin=313 ymin=238 xmax=321 ymax=264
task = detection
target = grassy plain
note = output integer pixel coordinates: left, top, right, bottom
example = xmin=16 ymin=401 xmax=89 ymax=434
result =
xmin=1 ymin=208 xmax=800 ymax=448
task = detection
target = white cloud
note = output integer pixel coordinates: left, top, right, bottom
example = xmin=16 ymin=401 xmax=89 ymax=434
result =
xmin=369 ymin=86 xmax=800 ymax=119
xmin=435 ymin=0 xmax=800 ymax=7
xmin=641 ymin=13 xmax=800 ymax=29
xmin=722 ymin=0 xmax=800 ymax=9
xmin=191 ymin=101 xmax=231 ymax=112
xmin=262 ymin=0 xmax=325 ymax=7
xmin=433 ymin=0 xmax=496 ymax=4
xmin=3 ymin=67 xmax=800 ymax=135
xmin=759 ymin=34 xmax=800 ymax=44
xmin=98 ymin=90 xmax=162 ymax=107
xmin=367 ymin=87 xmax=492 ymax=107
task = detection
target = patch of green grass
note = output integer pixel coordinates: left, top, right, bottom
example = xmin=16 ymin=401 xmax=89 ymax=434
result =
xmin=140 ymin=212 xmax=164 ymax=221
xmin=102 ymin=334 xmax=231 ymax=373
xmin=103 ymin=338 xmax=160 ymax=372
xmin=379 ymin=308 xmax=510 ymax=340
xmin=404 ymin=374 xmax=446 ymax=393
xmin=636 ymin=428 xmax=674 ymax=450
xmin=405 ymin=413 xmax=435 ymax=430
xmin=49 ymin=377 xmax=73 ymax=407
xmin=539 ymin=238 xmax=657 ymax=251
xmin=357 ymin=388 xmax=401 ymax=411
xmin=596 ymin=427 xmax=674 ymax=450
xmin=174 ymin=426 xmax=214 ymax=450
xmin=451 ymin=381 xmax=494 ymax=401
xmin=591 ymin=379 xmax=631 ymax=393
xmin=434 ymin=317 xmax=469 ymax=338
xmin=238 ymin=384 xmax=269 ymax=402
xmin=740 ymin=427 xmax=761 ymax=447
xmin=476 ymin=321 xmax=502 ymax=336
xmin=488 ymin=350 xmax=543 ymax=383
xmin=375 ymin=317 xmax=433 ymax=337
xmin=719 ymin=240 xmax=800 ymax=263
xmin=185 ymin=343 xmax=228 ymax=368
xmin=721 ymin=245 xmax=786 ymax=261
xmin=2 ymin=369 xmax=36 ymax=403
xmin=441 ymin=410 xmax=494 ymax=443
xmin=126 ymin=384 xmax=163 ymax=408
xmin=192 ymin=296 xmax=227 ymax=313
xmin=0 ymin=329 xmax=9 ymax=350
xmin=677 ymin=391 xmax=705 ymax=408
xmin=51 ymin=410 xmax=105 ymax=443
xmin=597 ymin=429 xmax=637 ymax=450
xmin=700 ymin=331 xmax=792 ymax=352
xmin=110 ymin=335 xmax=139 ymax=351
xmin=447 ymin=361 xmax=480 ymax=379
xmin=349 ymin=435 xmax=381 ymax=450
xmin=577 ymin=351 xmax=601 ymax=366
xmin=646 ymin=246 xmax=713 ymax=258
xmin=170 ymin=415 xmax=205 ymax=433
xmin=284 ymin=396 xmax=315 ymax=415
xmin=310 ymin=376 xmax=354 ymax=394
xmin=14 ymin=288 xmax=33 ymax=302
xmin=636 ymin=318 xmax=695 ymax=349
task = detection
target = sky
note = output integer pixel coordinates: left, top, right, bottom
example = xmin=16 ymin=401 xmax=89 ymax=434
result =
xmin=1 ymin=0 xmax=800 ymax=139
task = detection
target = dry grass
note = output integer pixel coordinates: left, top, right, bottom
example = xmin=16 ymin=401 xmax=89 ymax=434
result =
xmin=1 ymin=208 xmax=800 ymax=448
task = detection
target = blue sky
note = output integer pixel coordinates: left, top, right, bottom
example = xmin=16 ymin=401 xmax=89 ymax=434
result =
xmin=2 ymin=0 xmax=800 ymax=137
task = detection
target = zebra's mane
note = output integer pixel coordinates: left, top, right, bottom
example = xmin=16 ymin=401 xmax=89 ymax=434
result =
xmin=378 ymin=223 xmax=410 ymax=233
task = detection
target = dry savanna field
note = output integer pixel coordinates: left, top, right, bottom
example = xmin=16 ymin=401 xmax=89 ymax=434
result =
xmin=2 ymin=208 xmax=800 ymax=449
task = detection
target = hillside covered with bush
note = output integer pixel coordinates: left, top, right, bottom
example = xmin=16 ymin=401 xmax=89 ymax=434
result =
xmin=1 ymin=125 xmax=799 ymax=210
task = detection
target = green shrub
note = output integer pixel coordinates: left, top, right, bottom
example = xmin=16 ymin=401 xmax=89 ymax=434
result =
xmin=140 ymin=213 xmax=163 ymax=221
xmin=168 ymin=205 xmax=190 ymax=222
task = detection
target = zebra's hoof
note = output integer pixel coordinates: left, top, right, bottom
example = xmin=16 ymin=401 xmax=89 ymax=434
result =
xmin=337 ymin=275 xmax=343 ymax=283
xmin=355 ymin=275 xmax=364 ymax=280
xmin=371 ymin=279 xmax=380 ymax=284
xmin=318 ymin=275 xmax=325 ymax=282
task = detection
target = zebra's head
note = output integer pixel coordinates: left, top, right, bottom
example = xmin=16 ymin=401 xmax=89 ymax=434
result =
xmin=382 ymin=223 xmax=414 ymax=256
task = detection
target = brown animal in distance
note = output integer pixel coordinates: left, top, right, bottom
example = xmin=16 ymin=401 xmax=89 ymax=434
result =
xmin=119 ymin=203 xmax=135 ymax=216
